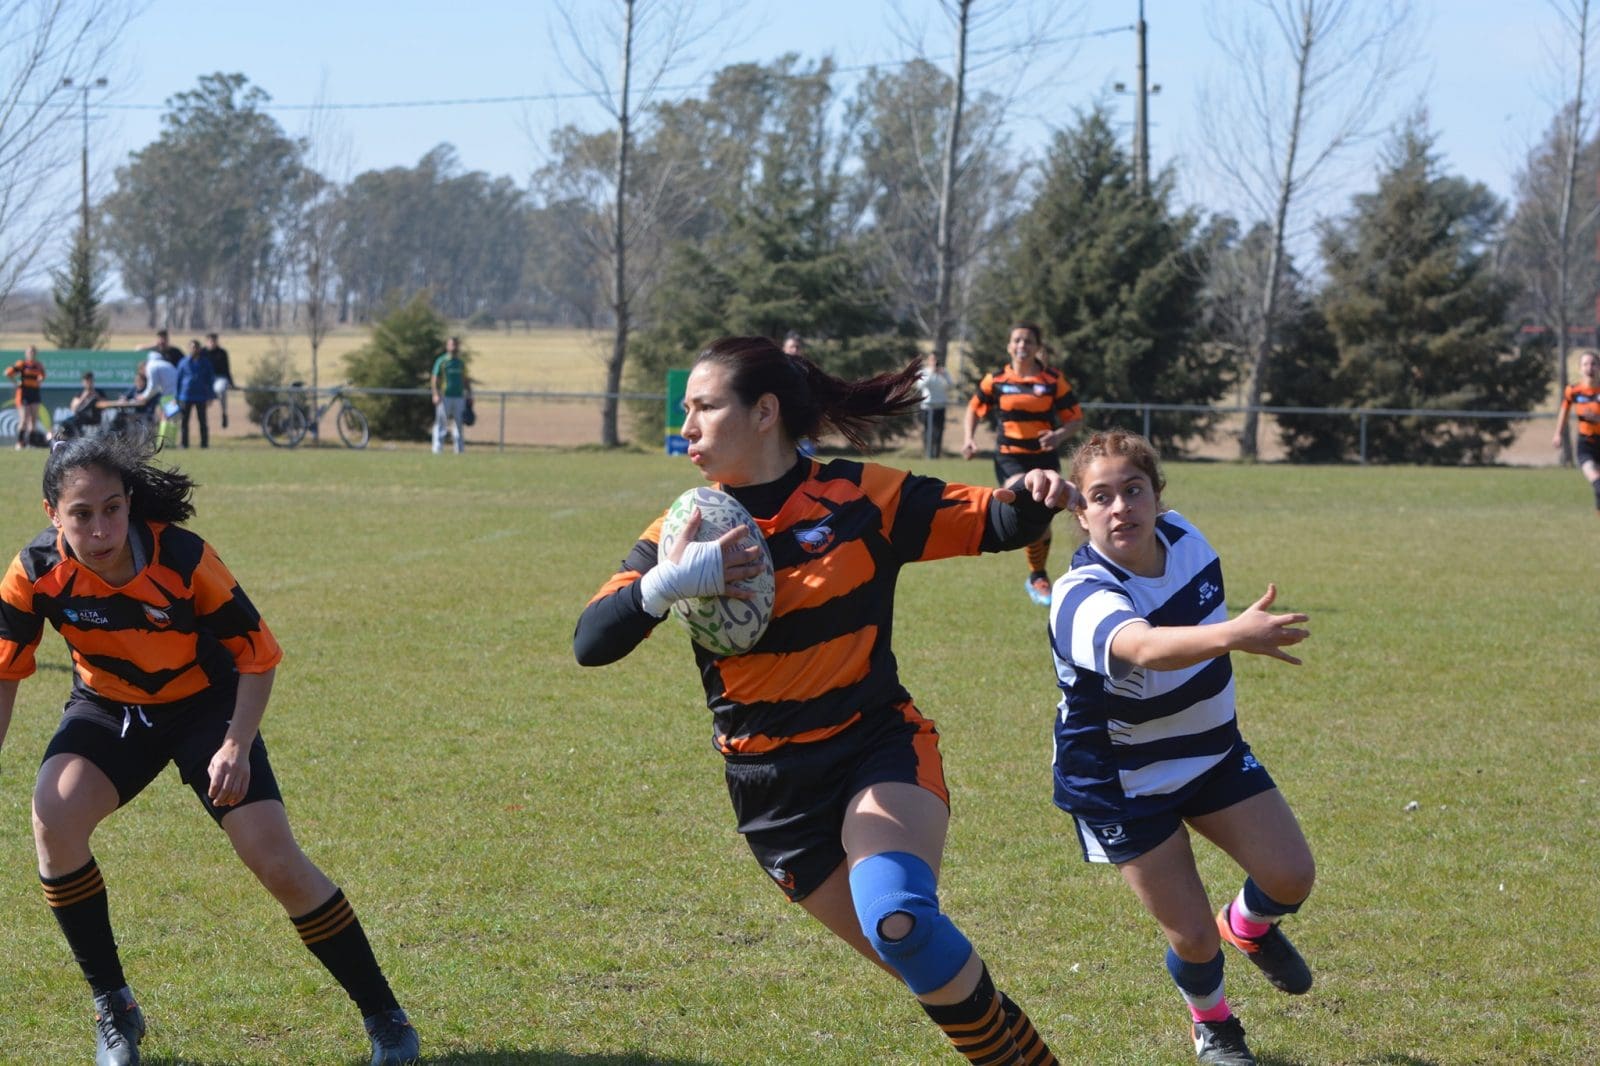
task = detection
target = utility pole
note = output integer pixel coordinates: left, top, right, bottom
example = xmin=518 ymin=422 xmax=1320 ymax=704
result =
xmin=61 ymin=76 xmax=108 ymax=242
xmin=1134 ymin=0 xmax=1149 ymax=193
xmin=1115 ymin=5 xmax=1158 ymax=194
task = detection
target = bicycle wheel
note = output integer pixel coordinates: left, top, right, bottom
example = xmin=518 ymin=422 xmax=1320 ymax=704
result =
xmin=262 ymin=403 xmax=308 ymax=448
xmin=336 ymin=402 xmax=370 ymax=449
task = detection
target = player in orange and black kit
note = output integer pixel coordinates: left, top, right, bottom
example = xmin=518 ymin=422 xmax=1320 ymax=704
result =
xmin=0 ymin=431 xmax=419 ymax=1066
xmin=7 ymin=343 xmax=46 ymax=448
xmin=1553 ymin=349 xmax=1600 ymax=516
xmin=575 ymin=336 xmax=1080 ymax=1066
xmin=961 ymin=322 xmax=1082 ymax=606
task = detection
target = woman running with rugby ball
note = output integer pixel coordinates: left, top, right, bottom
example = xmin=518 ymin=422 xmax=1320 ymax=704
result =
xmin=576 ymin=335 xmax=1077 ymax=1065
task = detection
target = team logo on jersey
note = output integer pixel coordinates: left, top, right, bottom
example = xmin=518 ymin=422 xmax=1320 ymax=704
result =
xmin=1197 ymin=580 xmax=1219 ymax=608
xmin=62 ymin=608 xmax=109 ymax=625
xmin=142 ymin=604 xmax=172 ymax=628
xmin=1100 ymin=823 xmax=1128 ymax=845
xmin=795 ymin=525 xmax=835 ymax=555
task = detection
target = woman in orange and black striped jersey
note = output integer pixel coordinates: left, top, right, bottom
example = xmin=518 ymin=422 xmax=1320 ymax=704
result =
xmin=961 ymin=323 xmax=1083 ymax=607
xmin=0 ymin=431 xmax=418 ymax=1066
xmin=1553 ymin=349 xmax=1600 ymax=516
xmin=575 ymin=336 xmax=1080 ymax=1066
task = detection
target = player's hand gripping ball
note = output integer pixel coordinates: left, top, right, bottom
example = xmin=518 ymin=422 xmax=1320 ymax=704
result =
xmin=659 ymin=487 xmax=776 ymax=656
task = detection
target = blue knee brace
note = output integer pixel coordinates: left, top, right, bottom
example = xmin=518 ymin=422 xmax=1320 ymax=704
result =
xmin=849 ymin=851 xmax=972 ymax=994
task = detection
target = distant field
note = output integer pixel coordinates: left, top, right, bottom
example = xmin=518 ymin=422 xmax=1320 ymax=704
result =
xmin=0 ymin=327 xmax=1579 ymax=459
xmin=0 ymin=450 xmax=1595 ymax=1064
xmin=0 ymin=326 xmax=615 ymax=393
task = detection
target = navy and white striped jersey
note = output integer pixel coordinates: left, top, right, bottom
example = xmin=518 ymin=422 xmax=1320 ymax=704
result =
xmin=1047 ymin=510 xmax=1240 ymax=819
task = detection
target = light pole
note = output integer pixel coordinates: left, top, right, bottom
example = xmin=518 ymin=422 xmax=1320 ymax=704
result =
xmin=60 ymin=76 xmax=108 ymax=242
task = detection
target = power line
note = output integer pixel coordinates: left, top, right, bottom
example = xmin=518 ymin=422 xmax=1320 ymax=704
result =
xmin=89 ymin=25 xmax=1135 ymax=114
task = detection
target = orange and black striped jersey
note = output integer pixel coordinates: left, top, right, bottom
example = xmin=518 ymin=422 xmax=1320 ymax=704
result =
xmin=0 ymin=520 xmax=281 ymax=704
xmin=7 ymin=357 xmax=44 ymax=391
xmin=968 ymin=363 xmax=1081 ymax=454
xmin=1560 ymin=382 xmax=1600 ymax=437
xmin=576 ymin=457 xmax=1054 ymax=756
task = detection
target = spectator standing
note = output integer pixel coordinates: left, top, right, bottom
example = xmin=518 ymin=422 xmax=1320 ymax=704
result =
xmin=202 ymin=332 xmax=233 ymax=429
xmin=152 ymin=329 xmax=183 ymax=368
xmin=430 ymin=337 xmax=472 ymax=455
xmin=917 ymin=353 xmax=953 ymax=459
xmin=176 ymin=339 xmax=217 ymax=449
xmin=6 ymin=344 xmax=46 ymax=449
xmin=112 ymin=350 xmax=179 ymax=450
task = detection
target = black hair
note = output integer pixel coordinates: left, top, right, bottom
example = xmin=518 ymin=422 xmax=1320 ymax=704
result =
xmin=693 ymin=335 xmax=922 ymax=452
xmin=43 ymin=425 xmax=197 ymax=525
xmin=1011 ymin=321 xmax=1043 ymax=344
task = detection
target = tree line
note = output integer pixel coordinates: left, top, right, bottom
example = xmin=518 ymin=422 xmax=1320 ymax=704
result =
xmin=47 ymin=10 xmax=1600 ymax=463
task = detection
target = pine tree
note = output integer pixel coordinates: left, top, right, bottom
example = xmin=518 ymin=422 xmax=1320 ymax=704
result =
xmin=42 ymin=230 xmax=109 ymax=350
xmin=969 ymin=107 xmax=1225 ymax=452
xmin=1319 ymin=119 xmax=1545 ymax=464
xmin=629 ymin=172 xmax=917 ymax=445
xmin=344 ymin=292 xmax=453 ymax=441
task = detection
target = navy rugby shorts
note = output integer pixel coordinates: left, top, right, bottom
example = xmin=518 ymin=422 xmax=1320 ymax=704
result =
xmin=1070 ymin=738 xmax=1276 ymax=865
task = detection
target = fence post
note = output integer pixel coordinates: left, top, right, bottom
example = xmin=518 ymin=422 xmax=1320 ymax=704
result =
xmin=498 ymin=391 xmax=507 ymax=452
xmin=1142 ymin=405 xmax=1151 ymax=439
xmin=1359 ymin=413 xmax=1368 ymax=465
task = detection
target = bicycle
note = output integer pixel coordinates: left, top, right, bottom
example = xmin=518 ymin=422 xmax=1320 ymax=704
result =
xmin=260 ymin=383 xmax=370 ymax=449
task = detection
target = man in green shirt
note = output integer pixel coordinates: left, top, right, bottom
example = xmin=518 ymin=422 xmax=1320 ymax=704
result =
xmin=430 ymin=337 xmax=472 ymax=454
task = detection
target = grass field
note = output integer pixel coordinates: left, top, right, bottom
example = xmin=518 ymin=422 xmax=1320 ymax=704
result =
xmin=0 ymin=445 xmax=1597 ymax=1065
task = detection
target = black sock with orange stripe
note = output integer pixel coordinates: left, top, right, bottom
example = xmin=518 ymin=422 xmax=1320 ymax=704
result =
xmin=1024 ymin=537 xmax=1051 ymax=576
xmin=42 ymin=857 xmax=127 ymax=995
xmin=998 ymin=991 xmax=1058 ymax=1066
xmin=291 ymin=888 xmax=399 ymax=1017
xmin=920 ymin=964 xmax=1024 ymax=1064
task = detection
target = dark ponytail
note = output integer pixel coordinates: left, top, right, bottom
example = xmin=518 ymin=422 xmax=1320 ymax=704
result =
xmin=43 ymin=425 xmax=197 ymax=525
xmin=694 ymin=336 xmax=923 ymax=452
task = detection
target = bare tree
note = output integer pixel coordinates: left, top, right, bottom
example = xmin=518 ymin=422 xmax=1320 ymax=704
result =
xmin=548 ymin=0 xmax=726 ymax=447
xmin=292 ymin=79 xmax=353 ymax=439
xmin=1197 ymin=0 xmax=1414 ymax=459
xmin=885 ymin=0 xmax=1071 ymax=370
xmin=1507 ymin=0 xmax=1598 ymax=465
xmin=0 ymin=0 xmax=129 ymax=322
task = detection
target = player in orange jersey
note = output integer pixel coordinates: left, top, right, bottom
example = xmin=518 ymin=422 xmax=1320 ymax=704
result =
xmin=0 ymin=430 xmax=418 ymax=1066
xmin=1553 ymin=349 xmax=1600 ymax=516
xmin=6 ymin=343 xmax=46 ymax=448
xmin=961 ymin=323 xmax=1083 ymax=606
xmin=577 ymin=336 xmax=1079 ymax=1066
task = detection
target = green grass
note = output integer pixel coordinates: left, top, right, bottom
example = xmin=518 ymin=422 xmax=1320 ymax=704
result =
xmin=1 ymin=445 xmax=1596 ymax=1064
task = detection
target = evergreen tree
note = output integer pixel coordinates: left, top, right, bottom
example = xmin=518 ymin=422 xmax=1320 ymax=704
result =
xmin=42 ymin=230 xmax=109 ymax=350
xmin=970 ymin=107 xmax=1225 ymax=453
xmin=344 ymin=292 xmax=454 ymax=441
xmin=629 ymin=168 xmax=917 ymax=445
xmin=1200 ymin=217 xmax=1346 ymax=461
xmin=1319 ymin=119 xmax=1544 ymax=464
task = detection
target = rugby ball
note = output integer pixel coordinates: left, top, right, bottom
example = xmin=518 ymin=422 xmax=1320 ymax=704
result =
xmin=658 ymin=487 xmax=775 ymax=656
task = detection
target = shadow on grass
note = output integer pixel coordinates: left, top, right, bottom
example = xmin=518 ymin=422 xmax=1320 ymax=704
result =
xmin=1260 ymin=1049 xmax=1452 ymax=1056
xmin=144 ymin=1051 xmax=719 ymax=1066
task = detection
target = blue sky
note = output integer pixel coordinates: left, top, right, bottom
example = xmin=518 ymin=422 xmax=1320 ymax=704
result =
xmin=82 ymin=1 xmax=1562 ymax=223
